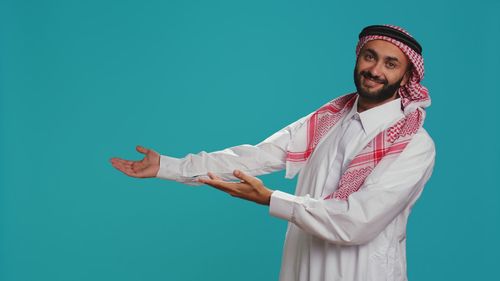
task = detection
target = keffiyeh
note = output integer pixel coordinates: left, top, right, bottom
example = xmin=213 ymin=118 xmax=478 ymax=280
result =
xmin=285 ymin=25 xmax=430 ymax=200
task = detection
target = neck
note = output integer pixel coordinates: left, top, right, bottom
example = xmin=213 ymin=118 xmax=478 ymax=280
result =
xmin=357 ymin=94 xmax=398 ymax=113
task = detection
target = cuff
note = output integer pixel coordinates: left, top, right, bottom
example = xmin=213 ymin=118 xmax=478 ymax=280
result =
xmin=156 ymin=155 xmax=182 ymax=180
xmin=269 ymin=190 xmax=297 ymax=221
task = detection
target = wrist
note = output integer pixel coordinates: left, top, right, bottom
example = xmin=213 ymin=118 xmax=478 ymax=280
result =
xmin=263 ymin=189 xmax=273 ymax=205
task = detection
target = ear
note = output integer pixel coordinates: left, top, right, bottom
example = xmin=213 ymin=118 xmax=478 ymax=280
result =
xmin=400 ymin=69 xmax=411 ymax=87
xmin=400 ymin=62 xmax=414 ymax=86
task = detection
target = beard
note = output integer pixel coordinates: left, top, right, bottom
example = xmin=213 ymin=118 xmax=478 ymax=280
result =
xmin=353 ymin=66 xmax=404 ymax=102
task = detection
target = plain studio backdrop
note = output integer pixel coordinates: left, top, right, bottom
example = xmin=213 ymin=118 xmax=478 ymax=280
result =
xmin=1 ymin=0 xmax=499 ymax=280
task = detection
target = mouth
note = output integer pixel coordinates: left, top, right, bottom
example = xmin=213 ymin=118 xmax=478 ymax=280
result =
xmin=361 ymin=75 xmax=385 ymax=88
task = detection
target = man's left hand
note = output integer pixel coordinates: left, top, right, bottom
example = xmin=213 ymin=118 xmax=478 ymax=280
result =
xmin=198 ymin=170 xmax=273 ymax=205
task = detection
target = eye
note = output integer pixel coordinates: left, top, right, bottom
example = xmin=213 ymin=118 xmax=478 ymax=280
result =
xmin=364 ymin=53 xmax=374 ymax=61
xmin=386 ymin=62 xmax=396 ymax=69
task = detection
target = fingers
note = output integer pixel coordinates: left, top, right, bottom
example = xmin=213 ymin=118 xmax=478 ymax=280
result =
xmin=198 ymin=177 xmax=238 ymax=194
xmin=233 ymin=170 xmax=261 ymax=186
xmin=207 ymin=172 xmax=222 ymax=181
xmin=136 ymin=145 xmax=149 ymax=154
xmin=110 ymin=159 xmax=131 ymax=172
xmin=110 ymin=158 xmax=138 ymax=177
xmin=110 ymin=158 xmax=134 ymax=166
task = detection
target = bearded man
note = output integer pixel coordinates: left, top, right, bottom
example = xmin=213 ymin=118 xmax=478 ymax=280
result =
xmin=111 ymin=24 xmax=435 ymax=281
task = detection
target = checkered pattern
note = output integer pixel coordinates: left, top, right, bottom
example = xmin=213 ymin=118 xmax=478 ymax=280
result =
xmin=325 ymin=109 xmax=423 ymax=200
xmin=286 ymin=94 xmax=357 ymax=162
xmin=285 ymin=25 xmax=430 ymax=201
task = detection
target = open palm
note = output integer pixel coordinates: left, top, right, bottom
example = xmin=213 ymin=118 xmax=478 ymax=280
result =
xmin=110 ymin=145 xmax=160 ymax=178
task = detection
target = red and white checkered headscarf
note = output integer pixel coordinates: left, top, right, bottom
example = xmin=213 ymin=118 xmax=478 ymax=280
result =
xmin=285 ymin=25 xmax=430 ymax=200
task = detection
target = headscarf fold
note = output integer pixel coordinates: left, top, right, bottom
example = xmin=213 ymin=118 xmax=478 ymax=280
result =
xmin=285 ymin=25 xmax=430 ymax=200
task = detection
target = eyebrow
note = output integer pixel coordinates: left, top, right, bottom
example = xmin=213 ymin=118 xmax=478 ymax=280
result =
xmin=364 ymin=48 xmax=378 ymax=58
xmin=364 ymin=48 xmax=401 ymax=63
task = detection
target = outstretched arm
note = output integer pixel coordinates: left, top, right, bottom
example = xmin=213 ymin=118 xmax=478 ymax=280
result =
xmin=109 ymin=112 xmax=312 ymax=184
xmin=200 ymin=131 xmax=435 ymax=245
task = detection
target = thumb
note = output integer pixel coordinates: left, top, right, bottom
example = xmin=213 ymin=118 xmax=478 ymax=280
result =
xmin=233 ymin=170 xmax=260 ymax=185
xmin=136 ymin=145 xmax=149 ymax=155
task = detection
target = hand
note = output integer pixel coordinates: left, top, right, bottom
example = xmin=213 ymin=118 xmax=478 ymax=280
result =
xmin=110 ymin=145 xmax=160 ymax=178
xmin=198 ymin=170 xmax=274 ymax=205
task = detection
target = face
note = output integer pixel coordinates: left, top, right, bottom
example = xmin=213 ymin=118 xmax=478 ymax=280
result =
xmin=354 ymin=39 xmax=410 ymax=102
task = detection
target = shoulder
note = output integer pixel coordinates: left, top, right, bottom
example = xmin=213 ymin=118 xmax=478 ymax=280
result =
xmin=402 ymin=126 xmax=436 ymax=160
xmin=365 ymin=125 xmax=436 ymax=186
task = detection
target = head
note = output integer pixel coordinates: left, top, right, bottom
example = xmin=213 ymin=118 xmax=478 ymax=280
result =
xmin=353 ymin=25 xmax=429 ymax=110
xmin=354 ymin=39 xmax=411 ymax=102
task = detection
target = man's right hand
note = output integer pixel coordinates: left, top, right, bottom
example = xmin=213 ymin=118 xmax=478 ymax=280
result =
xmin=110 ymin=145 xmax=160 ymax=178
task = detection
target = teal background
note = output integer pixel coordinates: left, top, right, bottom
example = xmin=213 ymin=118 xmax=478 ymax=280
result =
xmin=1 ymin=0 xmax=499 ymax=280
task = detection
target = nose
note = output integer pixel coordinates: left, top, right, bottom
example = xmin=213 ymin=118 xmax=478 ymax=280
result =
xmin=366 ymin=61 xmax=384 ymax=78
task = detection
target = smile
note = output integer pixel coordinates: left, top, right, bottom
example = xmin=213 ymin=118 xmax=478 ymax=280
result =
xmin=362 ymin=76 xmax=384 ymax=87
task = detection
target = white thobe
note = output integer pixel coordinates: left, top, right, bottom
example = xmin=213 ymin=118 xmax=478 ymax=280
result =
xmin=156 ymin=96 xmax=436 ymax=281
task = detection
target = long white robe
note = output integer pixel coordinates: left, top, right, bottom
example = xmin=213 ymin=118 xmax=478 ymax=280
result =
xmin=156 ymin=97 xmax=436 ymax=281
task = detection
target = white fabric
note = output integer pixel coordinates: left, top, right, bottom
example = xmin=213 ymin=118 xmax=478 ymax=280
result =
xmin=156 ymin=96 xmax=435 ymax=281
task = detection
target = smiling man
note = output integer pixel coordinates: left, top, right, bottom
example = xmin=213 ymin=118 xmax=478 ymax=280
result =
xmin=111 ymin=25 xmax=435 ymax=281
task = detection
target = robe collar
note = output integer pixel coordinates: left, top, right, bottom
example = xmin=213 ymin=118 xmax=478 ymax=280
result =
xmin=342 ymin=95 xmax=404 ymax=135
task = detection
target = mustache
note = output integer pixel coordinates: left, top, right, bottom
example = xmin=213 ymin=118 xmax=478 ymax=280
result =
xmin=360 ymin=71 xmax=387 ymax=84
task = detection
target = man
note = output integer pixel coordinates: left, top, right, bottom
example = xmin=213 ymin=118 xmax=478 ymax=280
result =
xmin=110 ymin=25 xmax=435 ymax=281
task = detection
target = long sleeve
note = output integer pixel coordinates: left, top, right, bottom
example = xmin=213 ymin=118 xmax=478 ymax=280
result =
xmin=269 ymin=130 xmax=436 ymax=245
xmin=155 ymin=113 xmax=312 ymax=185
